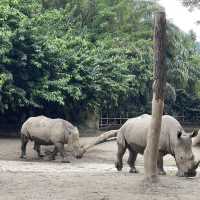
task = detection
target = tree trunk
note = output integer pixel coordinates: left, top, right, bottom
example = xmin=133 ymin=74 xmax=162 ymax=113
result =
xmin=144 ymin=11 xmax=167 ymax=183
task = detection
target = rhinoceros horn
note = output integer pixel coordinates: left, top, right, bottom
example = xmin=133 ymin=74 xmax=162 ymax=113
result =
xmin=193 ymin=160 xmax=200 ymax=170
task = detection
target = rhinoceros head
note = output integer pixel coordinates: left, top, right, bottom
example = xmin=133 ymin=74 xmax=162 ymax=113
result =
xmin=174 ymin=129 xmax=199 ymax=177
xmin=70 ymin=127 xmax=84 ymax=159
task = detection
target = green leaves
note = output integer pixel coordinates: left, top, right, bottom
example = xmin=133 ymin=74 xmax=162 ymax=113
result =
xmin=0 ymin=0 xmax=199 ymax=123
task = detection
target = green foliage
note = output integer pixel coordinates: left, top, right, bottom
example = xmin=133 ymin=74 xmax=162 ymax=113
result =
xmin=0 ymin=0 xmax=200 ymax=125
xmin=165 ymin=23 xmax=200 ymax=117
xmin=174 ymin=89 xmax=200 ymax=120
xmin=181 ymin=0 xmax=200 ymax=10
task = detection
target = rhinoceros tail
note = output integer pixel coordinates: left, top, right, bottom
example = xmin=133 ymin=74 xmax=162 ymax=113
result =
xmin=21 ymin=122 xmax=26 ymax=134
xmin=117 ymin=130 xmax=126 ymax=148
xmin=21 ymin=133 xmax=28 ymax=143
xmin=20 ymin=121 xmax=31 ymax=140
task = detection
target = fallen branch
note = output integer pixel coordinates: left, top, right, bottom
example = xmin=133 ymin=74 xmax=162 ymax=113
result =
xmin=82 ymin=129 xmax=118 ymax=153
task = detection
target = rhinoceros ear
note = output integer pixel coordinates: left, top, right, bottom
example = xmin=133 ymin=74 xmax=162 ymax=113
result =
xmin=190 ymin=129 xmax=199 ymax=138
xmin=177 ymin=130 xmax=182 ymax=138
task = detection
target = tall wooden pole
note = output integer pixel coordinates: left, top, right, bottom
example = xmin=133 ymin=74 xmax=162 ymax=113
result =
xmin=144 ymin=11 xmax=167 ymax=182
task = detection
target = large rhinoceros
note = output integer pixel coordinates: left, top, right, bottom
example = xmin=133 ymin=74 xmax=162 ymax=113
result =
xmin=115 ymin=114 xmax=200 ymax=177
xmin=20 ymin=116 xmax=84 ymax=162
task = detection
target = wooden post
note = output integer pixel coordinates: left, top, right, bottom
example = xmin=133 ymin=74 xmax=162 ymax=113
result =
xmin=144 ymin=11 xmax=167 ymax=182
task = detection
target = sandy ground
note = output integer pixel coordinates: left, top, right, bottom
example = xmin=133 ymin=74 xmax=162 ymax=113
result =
xmin=0 ymin=137 xmax=200 ymax=200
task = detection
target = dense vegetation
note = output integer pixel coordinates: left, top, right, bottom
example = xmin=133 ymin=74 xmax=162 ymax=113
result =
xmin=0 ymin=0 xmax=200 ymax=129
xmin=181 ymin=0 xmax=200 ymax=10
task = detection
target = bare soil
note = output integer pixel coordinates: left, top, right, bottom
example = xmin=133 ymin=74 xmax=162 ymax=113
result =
xmin=0 ymin=137 xmax=200 ymax=200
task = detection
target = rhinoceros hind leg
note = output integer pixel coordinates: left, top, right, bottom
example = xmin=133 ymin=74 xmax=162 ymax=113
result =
xmin=115 ymin=143 xmax=126 ymax=171
xmin=20 ymin=135 xmax=28 ymax=159
xmin=127 ymin=148 xmax=138 ymax=173
xmin=157 ymin=153 xmax=166 ymax=175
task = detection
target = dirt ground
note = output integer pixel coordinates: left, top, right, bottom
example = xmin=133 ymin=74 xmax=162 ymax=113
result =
xmin=0 ymin=137 xmax=200 ymax=200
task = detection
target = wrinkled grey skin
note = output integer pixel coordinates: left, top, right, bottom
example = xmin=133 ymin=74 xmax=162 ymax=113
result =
xmin=115 ymin=114 xmax=199 ymax=177
xmin=20 ymin=116 xmax=84 ymax=162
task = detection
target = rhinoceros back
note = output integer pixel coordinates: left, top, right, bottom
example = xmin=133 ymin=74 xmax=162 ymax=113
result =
xmin=118 ymin=114 xmax=183 ymax=155
xmin=21 ymin=116 xmax=70 ymax=144
xmin=118 ymin=114 xmax=151 ymax=154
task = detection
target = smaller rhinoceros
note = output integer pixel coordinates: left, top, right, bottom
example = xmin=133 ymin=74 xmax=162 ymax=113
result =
xmin=20 ymin=116 xmax=84 ymax=162
xmin=115 ymin=114 xmax=200 ymax=177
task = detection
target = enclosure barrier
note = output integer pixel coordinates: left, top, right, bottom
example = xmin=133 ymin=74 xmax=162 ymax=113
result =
xmin=99 ymin=115 xmax=200 ymax=130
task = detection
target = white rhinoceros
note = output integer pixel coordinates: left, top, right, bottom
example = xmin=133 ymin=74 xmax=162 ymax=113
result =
xmin=115 ymin=114 xmax=200 ymax=177
xmin=20 ymin=116 xmax=84 ymax=162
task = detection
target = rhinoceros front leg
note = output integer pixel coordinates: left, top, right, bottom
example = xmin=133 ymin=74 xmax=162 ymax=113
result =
xmin=157 ymin=152 xmax=166 ymax=175
xmin=49 ymin=143 xmax=70 ymax=163
xmin=127 ymin=148 xmax=138 ymax=173
xmin=115 ymin=143 xmax=126 ymax=171
xmin=33 ymin=143 xmax=44 ymax=159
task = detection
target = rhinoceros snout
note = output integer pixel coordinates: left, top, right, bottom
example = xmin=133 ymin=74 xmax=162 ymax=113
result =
xmin=185 ymin=160 xmax=200 ymax=177
xmin=194 ymin=160 xmax=200 ymax=170
xmin=176 ymin=170 xmax=197 ymax=177
xmin=176 ymin=161 xmax=199 ymax=177
xmin=184 ymin=170 xmax=197 ymax=177
xmin=74 ymin=148 xmax=85 ymax=159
